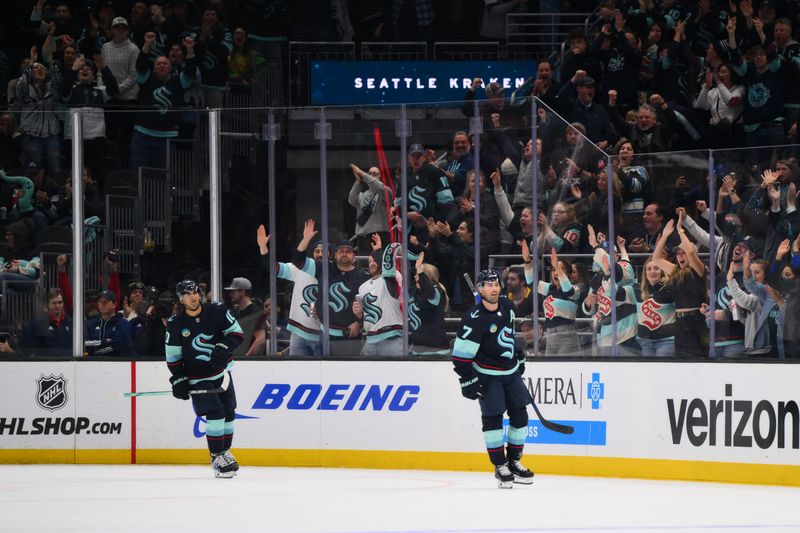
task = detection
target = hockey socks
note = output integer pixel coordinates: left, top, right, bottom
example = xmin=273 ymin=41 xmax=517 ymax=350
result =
xmin=483 ymin=429 xmax=507 ymax=466
xmin=506 ymin=407 xmax=529 ymax=461
xmin=506 ymin=425 xmax=527 ymax=462
xmin=482 ymin=415 xmax=506 ymax=465
xmin=223 ymin=418 xmax=234 ymax=451
xmin=205 ymin=418 xmax=226 ymax=455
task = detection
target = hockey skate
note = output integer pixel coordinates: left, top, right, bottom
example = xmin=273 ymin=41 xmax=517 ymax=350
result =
xmin=508 ymin=459 xmax=534 ymax=484
xmin=211 ymin=452 xmax=237 ymax=478
xmin=494 ymin=463 xmax=514 ymax=489
xmin=222 ymin=449 xmax=240 ymax=473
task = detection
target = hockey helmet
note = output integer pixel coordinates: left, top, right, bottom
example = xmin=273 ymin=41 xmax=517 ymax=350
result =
xmin=476 ymin=269 xmax=502 ymax=289
xmin=176 ymin=279 xmax=199 ymax=296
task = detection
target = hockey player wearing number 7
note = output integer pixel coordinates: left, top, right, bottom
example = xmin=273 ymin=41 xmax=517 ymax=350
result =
xmin=452 ymin=264 xmax=534 ymax=489
xmin=165 ymin=280 xmax=244 ymax=478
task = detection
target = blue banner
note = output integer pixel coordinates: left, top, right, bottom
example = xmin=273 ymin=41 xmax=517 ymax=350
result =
xmin=504 ymin=419 xmax=607 ymax=446
xmin=311 ymin=60 xmax=537 ymax=106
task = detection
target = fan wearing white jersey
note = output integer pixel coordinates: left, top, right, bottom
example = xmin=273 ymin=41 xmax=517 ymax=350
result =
xmin=352 ymin=234 xmax=404 ymax=356
xmin=257 ymin=225 xmax=321 ymax=356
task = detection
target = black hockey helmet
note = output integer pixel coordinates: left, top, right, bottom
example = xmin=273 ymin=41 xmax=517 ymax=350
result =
xmin=176 ymin=279 xmax=199 ymax=296
xmin=476 ymin=269 xmax=502 ymax=288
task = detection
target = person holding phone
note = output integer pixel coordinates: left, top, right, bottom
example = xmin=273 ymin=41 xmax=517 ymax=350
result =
xmin=348 ymin=163 xmax=390 ymax=255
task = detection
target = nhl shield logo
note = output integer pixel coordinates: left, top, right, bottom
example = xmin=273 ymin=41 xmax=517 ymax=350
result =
xmin=36 ymin=374 xmax=68 ymax=412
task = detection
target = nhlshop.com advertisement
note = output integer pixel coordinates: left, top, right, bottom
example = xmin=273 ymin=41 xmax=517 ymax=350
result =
xmin=0 ymin=362 xmax=128 ymax=450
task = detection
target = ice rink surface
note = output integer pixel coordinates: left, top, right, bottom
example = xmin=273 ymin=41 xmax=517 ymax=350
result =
xmin=2 ymin=464 xmax=799 ymax=533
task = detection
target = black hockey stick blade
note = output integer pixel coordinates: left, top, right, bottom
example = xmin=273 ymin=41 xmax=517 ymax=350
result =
xmin=525 ymin=384 xmax=574 ymax=434
xmin=530 ymin=400 xmax=575 ymax=434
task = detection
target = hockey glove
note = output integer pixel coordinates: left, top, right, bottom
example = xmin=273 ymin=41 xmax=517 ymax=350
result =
xmin=170 ymin=375 xmax=190 ymax=400
xmin=459 ymin=375 xmax=484 ymax=400
xmin=210 ymin=342 xmax=232 ymax=371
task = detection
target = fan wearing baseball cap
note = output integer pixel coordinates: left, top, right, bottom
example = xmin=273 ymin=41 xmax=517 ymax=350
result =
xmin=395 ymin=141 xmax=454 ymax=239
xmin=224 ymin=277 xmax=260 ymax=319
xmin=84 ymin=290 xmax=134 ymax=356
xmin=292 ymin=220 xmax=369 ymax=355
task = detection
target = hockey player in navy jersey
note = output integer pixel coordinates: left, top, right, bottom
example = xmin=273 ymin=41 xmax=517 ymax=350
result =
xmin=165 ymin=280 xmax=244 ymax=478
xmin=453 ymin=269 xmax=534 ymax=488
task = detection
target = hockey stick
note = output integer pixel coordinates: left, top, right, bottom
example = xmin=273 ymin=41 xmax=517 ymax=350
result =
xmin=526 ymin=388 xmax=574 ymax=434
xmin=121 ymin=372 xmax=230 ymax=398
xmin=463 ymin=273 xmax=480 ymax=303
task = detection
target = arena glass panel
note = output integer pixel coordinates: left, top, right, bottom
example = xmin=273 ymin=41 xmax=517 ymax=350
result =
xmin=532 ymin=96 xmax=609 ymax=357
xmin=608 ymin=147 xmax=712 ymax=359
xmin=478 ymin=99 xmax=540 ymax=358
xmin=711 ymin=144 xmax=800 ymax=360
xmin=215 ymin=104 xmax=269 ymax=357
xmin=119 ymin=107 xmax=210 ymax=359
xmin=319 ymin=102 xmax=403 ymax=357
xmin=220 ymin=105 xmax=325 ymax=358
xmin=400 ymin=98 xmax=486 ymax=359
xmin=2 ymin=108 xmax=78 ymax=355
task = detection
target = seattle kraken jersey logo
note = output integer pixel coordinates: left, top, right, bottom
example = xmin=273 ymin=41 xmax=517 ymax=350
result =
xmin=408 ymin=186 xmax=428 ymax=212
xmin=748 ymin=83 xmax=770 ymax=108
xmin=408 ymin=300 xmax=421 ymax=331
xmin=362 ymin=293 xmax=382 ymax=324
xmin=717 ymin=286 xmax=734 ymax=310
xmin=300 ymin=284 xmax=318 ymax=318
xmin=203 ymin=51 xmax=217 ymax=71
xmin=497 ymin=309 xmax=515 ymax=358
xmin=329 ymin=282 xmax=351 ymax=313
xmin=152 ymin=86 xmax=174 ymax=115
xmin=497 ymin=326 xmax=515 ymax=358
xmin=192 ymin=333 xmax=215 ymax=360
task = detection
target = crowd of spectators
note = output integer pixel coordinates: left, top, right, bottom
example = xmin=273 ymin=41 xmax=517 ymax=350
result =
xmin=2 ymin=0 xmax=800 ymax=359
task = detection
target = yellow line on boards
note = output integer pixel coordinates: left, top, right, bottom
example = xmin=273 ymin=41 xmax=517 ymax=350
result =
xmin=2 ymin=449 xmax=799 ymax=487
xmin=0 ymin=449 xmax=130 ymax=464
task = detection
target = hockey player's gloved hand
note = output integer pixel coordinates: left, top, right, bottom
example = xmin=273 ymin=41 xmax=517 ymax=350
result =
xmin=210 ymin=342 xmax=231 ymax=370
xmin=459 ymin=375 xmax=484 ymax=400
xmin=518 ymin=361 xmax=526 ymax=376
xmin=170 ymin=375 xmax=190 ymax=400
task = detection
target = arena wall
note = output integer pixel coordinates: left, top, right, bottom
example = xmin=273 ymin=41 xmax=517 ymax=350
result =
xmin=1 ymin=360 xmax=798 ymax=486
